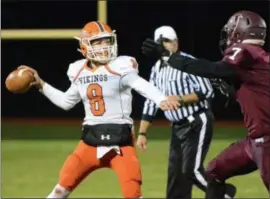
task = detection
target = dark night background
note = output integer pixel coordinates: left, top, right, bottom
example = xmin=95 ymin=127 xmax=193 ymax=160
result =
xmin=2 ymin=0 xmax=269 ymax=121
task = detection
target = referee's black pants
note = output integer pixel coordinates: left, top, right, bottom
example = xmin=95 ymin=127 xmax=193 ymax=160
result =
xmin=166 ymin=109 xmax=213 ymax=199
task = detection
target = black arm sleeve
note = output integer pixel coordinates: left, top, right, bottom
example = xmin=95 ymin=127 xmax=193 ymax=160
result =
xmin=167 ymin=53 xmax=238 ymax=78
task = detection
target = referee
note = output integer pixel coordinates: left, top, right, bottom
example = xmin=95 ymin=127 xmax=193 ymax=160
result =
xmin=137 ymin=26 xmax=234 ymax=199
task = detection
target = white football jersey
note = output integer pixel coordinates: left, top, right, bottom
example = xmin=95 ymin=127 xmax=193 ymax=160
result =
xmin=65 ymin=56 xmax=164 ymax=125
xmin=68 ymin=56 xmax=138 ymax=125
xmin=41 ymin=56 xmax=166 ymax=126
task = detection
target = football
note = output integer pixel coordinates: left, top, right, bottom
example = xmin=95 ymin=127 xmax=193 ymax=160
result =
xmin=5 ymin=68 xmax=35 ymax=94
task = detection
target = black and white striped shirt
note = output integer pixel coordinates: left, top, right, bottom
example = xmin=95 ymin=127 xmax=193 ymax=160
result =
xmin=142 ymin=51 xmax=214 ymax=122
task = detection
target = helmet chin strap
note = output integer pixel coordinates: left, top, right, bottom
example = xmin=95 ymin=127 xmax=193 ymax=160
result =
xmin=242 ymin=39 xmax=265 ymax=46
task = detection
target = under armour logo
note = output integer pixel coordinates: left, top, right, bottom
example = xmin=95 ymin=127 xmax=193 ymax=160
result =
xmin=101 ymin=134 xmax=110 ymax=140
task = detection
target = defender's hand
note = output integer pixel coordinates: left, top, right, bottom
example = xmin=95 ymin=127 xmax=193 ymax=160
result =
xmin=137 ymin=134 xmax=148 ymax=152
xmin=159 ymin=99 xmax=180 ymax=111
xmin=142 ymin=38 xmax=170 ymax=59
xmin=18 ymin=65 xmax=45 ymax=89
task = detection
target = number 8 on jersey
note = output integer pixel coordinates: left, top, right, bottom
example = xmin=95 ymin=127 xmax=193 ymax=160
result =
xmin=87 ymin=83 xmax=106 ymax=116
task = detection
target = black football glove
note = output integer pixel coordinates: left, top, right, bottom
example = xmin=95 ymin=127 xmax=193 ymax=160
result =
xmin=210 ymin=78 xmax=229 ymax=96
xmin=210 ymin=78 xmax=236 ymax=107
xmin=142 ymin=38 xmax=170 ymax=60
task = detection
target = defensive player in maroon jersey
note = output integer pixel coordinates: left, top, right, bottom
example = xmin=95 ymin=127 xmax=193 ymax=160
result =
xmin=142 ymin=10 xmax=270 ymax=198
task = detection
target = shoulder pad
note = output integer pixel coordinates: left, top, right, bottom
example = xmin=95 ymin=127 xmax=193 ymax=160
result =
xmin=222 ymin=44 xmax=251 ymax=66
xmin=67 ymin=59 xmax=86 ymax=81
xmin=108 ymin=56 xmax=139 ymax=76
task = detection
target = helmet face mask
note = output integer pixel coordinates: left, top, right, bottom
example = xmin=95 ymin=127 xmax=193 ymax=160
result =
xmin=75 ymin=21 xmax=118 ymax=64
xmin=219 ymin=25 xmax=241 ymax=54
xmin=82 ymin=34 xmax=118 ymax=64
xmin=219 ymin=26 xmax=230 ymax=54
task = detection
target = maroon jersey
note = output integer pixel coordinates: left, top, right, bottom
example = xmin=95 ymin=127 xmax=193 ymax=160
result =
xmin=222 ymin=43 xmax=270 ymax=139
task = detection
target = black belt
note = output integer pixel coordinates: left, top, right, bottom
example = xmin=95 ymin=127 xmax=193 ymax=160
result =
xmin=172 ymin=109 xmax=208 ymax=126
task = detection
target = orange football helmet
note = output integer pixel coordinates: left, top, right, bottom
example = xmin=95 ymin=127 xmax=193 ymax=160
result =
xmin=75 ymin=21 xmax=118 ymax=64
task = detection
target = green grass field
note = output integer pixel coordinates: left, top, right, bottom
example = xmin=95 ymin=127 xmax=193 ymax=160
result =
xmin=1 ymin=121 xmax=268 ymax=198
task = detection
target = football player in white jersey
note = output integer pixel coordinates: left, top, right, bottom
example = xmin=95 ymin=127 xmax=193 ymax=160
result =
xmin=19 ymin=21 xmax=180 ymax=198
